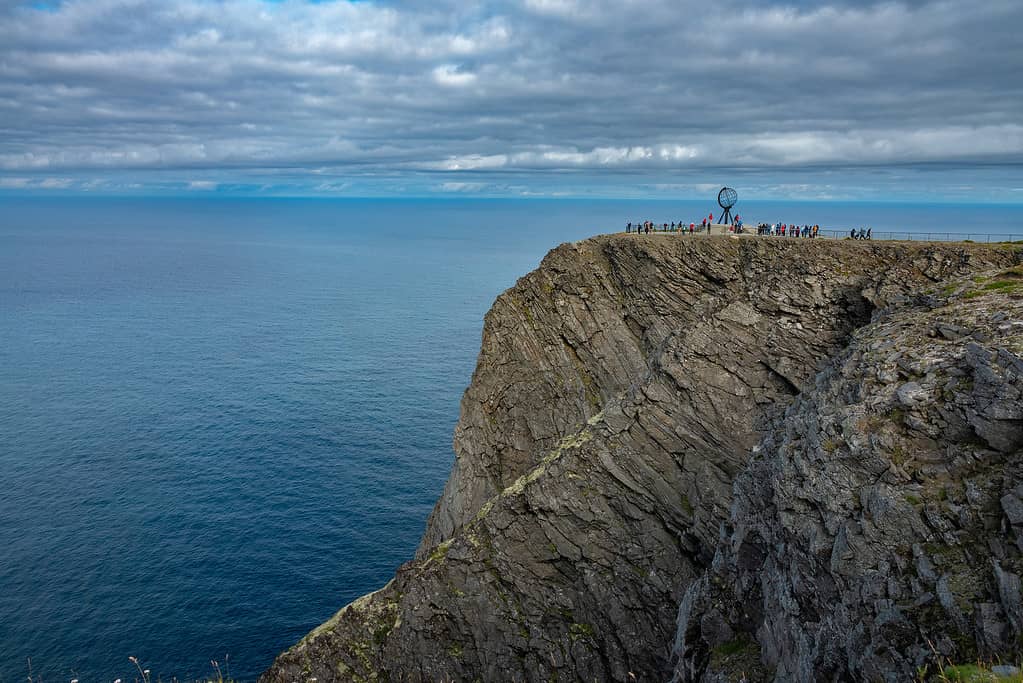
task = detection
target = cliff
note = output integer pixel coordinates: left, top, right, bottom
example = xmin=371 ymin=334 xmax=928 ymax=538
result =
xmin=261 ymin=235 xmax=1023 ymax=682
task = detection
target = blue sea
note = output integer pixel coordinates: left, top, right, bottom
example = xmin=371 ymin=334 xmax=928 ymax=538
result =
xmin=2 ymin=197 xmax=1022 ymax=682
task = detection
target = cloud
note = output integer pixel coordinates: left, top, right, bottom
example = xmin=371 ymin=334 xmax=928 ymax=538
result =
xmin=0 ymin=0 xmax=1020 ymax=197
xmin=187 ymin=180 xmax=218 ymax=190
xmin=439 ymin=181 xmax=487 ymax=192
xmin=0 ymin=177 xmax=31 ymax=188
xmin=432 ymin=64 xmax=477 ymax=87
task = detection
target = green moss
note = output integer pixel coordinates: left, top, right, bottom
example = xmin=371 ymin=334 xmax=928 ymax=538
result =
xmin=508 ymin=293 xmax=536 ymax=327
xmin=906 ymin=494 xmax=922 ymax=506
xmin=424 ymin=539 xmax=452 ymax=566
xmin=629 ymin=562 xmax=650 ymax=579
xmin=372 ymin=624 xmax=392 ymax=645
xmin=569 ymin=622 xmax=595 ymax=641
xmin=714 ymin=639 xmax=751 ymax=658
xmin=447 ymin=643 xmax=464 ymax=660
xmin=963 ymin=274 xmax=1023 ymax=299
xmin=940 ymin=663 xmax=1023 ymax=682
xmin=501 ymin=427 xmax=594 ymax=497
xmin=892 ymin=443 xmax=908 ymax=470
xmin=709 ymin=635 xmax=762 ymax=675
xmin=981 ymin=280 xmax=1021 ymax=292
xmin=680 ymin=494 xmax=694 ymax=516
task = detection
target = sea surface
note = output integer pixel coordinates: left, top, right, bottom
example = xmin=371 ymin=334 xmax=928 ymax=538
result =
xmin=2 ymin=197 xmax=1022 ymax=682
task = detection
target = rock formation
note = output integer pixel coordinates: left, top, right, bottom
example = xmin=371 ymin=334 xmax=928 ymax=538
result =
xmin=261 ymin=235 xmax=1022 ymax=682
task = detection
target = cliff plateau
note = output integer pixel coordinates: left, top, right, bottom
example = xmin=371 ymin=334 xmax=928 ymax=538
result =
xmin=261 ymin=235 xmax=1023 ymax=682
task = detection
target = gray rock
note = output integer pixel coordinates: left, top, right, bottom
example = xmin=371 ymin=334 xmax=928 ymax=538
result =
xmin=1003 ymin=493 xmax=1023 ymax=526
xmin=674 ymin=256 xmax=1023 ymax=681
xmin=257 ymin=237 xmax=1023 ymax=683
xmin=897 ymin=381 xmax=930 ymax=407
xmin=992 ymin=664 xmax=1021 ymax=676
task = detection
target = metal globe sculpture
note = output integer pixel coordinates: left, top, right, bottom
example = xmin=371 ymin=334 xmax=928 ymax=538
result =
xmin=717 ymin=187 xmax=737 ymax=224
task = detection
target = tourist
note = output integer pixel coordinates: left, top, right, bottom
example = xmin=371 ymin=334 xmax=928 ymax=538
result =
xmin=867 ymin=227 xmax=872 ymax=240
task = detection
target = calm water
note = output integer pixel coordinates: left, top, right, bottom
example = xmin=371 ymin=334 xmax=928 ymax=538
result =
xmin=2 ymin=197 xmax=1022 ymax=682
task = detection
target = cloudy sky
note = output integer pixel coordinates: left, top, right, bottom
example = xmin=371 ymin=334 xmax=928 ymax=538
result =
xmin=1 ymin=0 xmax=1022 ymax=199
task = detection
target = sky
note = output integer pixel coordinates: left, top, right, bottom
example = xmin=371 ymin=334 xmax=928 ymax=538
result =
xmin=1 ymin=0 xmax=1022 ymax=200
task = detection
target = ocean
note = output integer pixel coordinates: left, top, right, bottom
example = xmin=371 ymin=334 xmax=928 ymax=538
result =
xmin=2 ymin=197 xmax=1022 ymax=682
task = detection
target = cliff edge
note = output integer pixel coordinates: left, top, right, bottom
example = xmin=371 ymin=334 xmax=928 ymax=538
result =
xmin=262 ymin=235 xmax=1022 ymax=682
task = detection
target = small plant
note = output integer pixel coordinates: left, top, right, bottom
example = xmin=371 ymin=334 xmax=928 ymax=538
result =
xmin=210 ymin=660 xmax=223 ymax=683
xmin=924 ymin=638 xmax=1023 ymax=682
xmin=129 ymin=657 xmax=150 ymax=683
xmin=569 ymin=622 xmax=595 ymax=641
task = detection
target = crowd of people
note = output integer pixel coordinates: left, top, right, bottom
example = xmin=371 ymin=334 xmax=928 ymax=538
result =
xmin=624 ymin=218 xmax=874 ymax=241
xmin=756 ymin=223 xmax=821 ymax=238
xmin=625 ymin=213 xmax=743 ymax=235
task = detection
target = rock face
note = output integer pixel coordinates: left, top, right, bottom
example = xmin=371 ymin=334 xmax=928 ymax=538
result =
xmin=261 ymin=236 xmax=1022 ymax=682
xmin=672 ymin=267 xmax=1023 ymax=682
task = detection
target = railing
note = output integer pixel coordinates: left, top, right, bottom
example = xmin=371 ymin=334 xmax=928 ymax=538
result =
xmin=816 ymin=230 xmax=1021 ymax=243
xmin=622 ymin=226 xmax=1022 ymax=243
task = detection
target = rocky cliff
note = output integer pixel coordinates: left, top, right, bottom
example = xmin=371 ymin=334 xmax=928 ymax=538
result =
xmin=261 ymin=235 xmax=1023 ymax=682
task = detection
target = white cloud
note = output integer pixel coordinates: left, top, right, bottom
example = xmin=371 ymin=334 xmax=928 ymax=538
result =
xmin=439 ymin=181 xmax=487 ymax=192
xmin=432 ymin=64 xmax=477 ymax=87
xmin=0 ymin=0 xmax=1019 ymax=196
